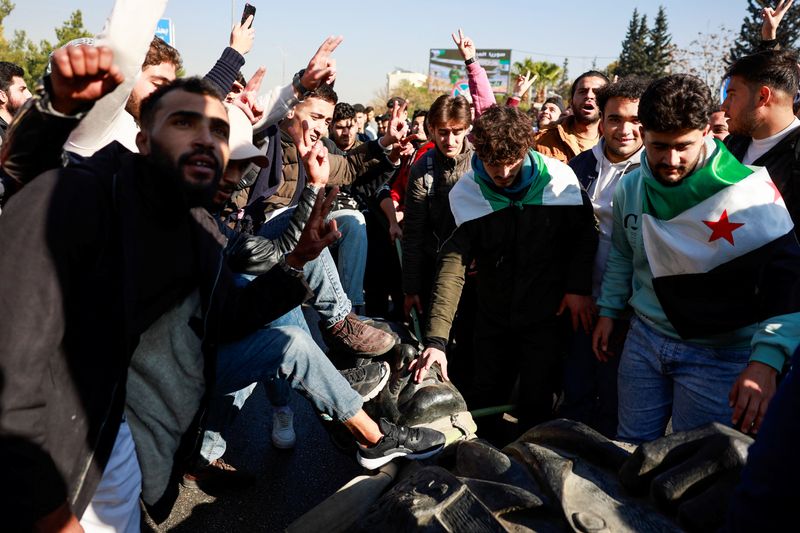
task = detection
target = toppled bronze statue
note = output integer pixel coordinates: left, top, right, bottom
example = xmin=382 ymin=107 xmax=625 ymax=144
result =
xmin=319 ymin=323 xmax=753 ymax=532
xmin=351 ymin=420 xmax=752 ymax=533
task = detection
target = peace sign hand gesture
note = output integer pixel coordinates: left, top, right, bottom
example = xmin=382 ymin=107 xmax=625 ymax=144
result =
xmin=762 ymin=0 xmax=794 ymax=40
xmin=451 ymin=29 xmax=476 ymax=62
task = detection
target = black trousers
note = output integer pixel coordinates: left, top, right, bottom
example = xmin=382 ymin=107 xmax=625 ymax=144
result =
xmin=470 ymin=318 xmax=563 ymax=434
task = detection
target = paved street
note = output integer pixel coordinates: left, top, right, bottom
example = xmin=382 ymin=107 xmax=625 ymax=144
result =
xmin=143 ymin=308 xmax=363 ymax=532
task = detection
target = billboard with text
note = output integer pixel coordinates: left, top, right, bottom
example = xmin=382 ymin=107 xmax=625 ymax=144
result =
xmin=428 ymin=49 xmax=511 ymax=95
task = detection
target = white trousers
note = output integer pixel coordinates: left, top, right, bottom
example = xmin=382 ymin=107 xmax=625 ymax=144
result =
xmin=80 ymin=419 xmax=142 ymax=532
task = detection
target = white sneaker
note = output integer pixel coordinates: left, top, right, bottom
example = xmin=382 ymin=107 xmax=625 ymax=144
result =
xmin=272 ymin=406 xmax=296 ymax=449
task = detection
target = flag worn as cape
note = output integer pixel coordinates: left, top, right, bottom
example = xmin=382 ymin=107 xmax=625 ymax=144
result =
xmin=449 ymin=149 xmax=583 ymax=227
xmin=641 ymin=139 xmax=800 ymax=339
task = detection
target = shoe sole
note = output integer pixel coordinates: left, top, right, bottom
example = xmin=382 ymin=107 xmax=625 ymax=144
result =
xmin=272 ymin=437 xmax=296 ymax=449
xmin=361 ymin=362 xmax=391 ymax=402
xmin=356 ymin=443 xmax=445 ymax=470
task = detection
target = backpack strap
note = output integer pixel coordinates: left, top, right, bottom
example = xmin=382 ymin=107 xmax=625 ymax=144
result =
xmin=422 ymin=149 xmax=435 ymax=198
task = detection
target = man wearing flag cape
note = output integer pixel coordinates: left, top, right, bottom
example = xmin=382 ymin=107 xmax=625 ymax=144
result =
xmin=409 ymin=104 xmax=599 ymax=431
xmin=592 ymin=74 xmax=800 ymax=443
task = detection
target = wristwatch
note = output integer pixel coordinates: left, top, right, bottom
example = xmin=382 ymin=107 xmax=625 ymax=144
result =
xmin=464 ymin=57 xmax=476 ymax=66
xmin=292 ymin=69 xmax=312 ymax=100
xmin=280 ymin=256 xmax=305 ymax=277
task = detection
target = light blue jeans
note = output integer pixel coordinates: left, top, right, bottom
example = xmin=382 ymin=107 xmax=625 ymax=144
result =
xmin=326 ymin=209 xmax=367 ymax=307
xmin=617 ymin=316 xmax=751 ymax=444
xmin=259 ymin=208 xmax=351 ymax=327
xmin=200 ymin=306 xmax=363 ymax=463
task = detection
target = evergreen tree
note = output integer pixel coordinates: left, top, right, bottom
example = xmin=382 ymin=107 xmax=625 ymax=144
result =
xmin=647 ymin=5 xmax=672 ymax=77
xmin=616 ymin=9 xmax=650 ymax=77
xmin=730 ymin=0 xmax=800 ymax=61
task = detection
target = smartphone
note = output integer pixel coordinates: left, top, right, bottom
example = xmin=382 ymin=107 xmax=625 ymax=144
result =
xmin=241 ymin=3 xmax=256 ymax=25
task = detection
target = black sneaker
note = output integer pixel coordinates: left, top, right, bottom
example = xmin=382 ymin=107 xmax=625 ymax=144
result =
xmin=356 ymin=418 xmax=446 ymax=470
xmin=340 ymin=361 xmax=390 ymax=401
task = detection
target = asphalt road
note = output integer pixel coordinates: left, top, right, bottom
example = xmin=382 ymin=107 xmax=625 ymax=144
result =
xmin=142 ymin=308 xmax=363 ymax=532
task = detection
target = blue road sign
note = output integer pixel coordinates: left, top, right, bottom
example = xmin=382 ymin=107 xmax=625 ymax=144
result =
xmin=155 ymin=18 xmax=175 ymax=46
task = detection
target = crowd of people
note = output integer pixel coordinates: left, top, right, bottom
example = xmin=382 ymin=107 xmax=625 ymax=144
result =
xmin=1 ymin=0 xmax=799 ymax=530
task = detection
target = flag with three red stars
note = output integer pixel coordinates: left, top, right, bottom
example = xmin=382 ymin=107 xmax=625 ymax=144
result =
xmin=640 ymin=139 xmax=800 ymax=339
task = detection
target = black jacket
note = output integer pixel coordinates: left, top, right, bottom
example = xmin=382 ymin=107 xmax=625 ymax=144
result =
xmin=726 ymin=128 xmax=800 ymax=239
xmin=426 ymin=189 xmax=598 ymax=343
xmin=0 ymin=98 xmax=312 ymax=527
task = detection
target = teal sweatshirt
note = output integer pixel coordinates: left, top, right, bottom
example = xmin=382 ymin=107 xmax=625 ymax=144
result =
xmin=597 ymin=142 xmax=800 ymax=372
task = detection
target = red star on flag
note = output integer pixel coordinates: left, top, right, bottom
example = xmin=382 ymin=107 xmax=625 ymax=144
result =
xmin=703 ymin=209 xmax=745 ymax=245
xmin=765 ymin=178 xmax=782 ymax=203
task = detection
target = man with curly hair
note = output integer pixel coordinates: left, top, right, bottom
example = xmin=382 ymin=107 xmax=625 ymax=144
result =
xmin=410 ymin=104 xmax=598 ymax=432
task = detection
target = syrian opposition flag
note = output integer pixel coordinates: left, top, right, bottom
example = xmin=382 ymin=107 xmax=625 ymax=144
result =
xmin=449 ymin=150 xmax=583 ymax=227
xmin=642 ymin=140 xmax=800 ymax=339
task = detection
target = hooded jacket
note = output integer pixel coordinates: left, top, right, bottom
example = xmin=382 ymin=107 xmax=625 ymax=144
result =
xmin=569 ymin=140 xmax=643 ymax=297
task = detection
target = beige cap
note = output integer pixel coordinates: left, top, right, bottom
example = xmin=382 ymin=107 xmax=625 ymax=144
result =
xmin=225 ymin=103 xmax=269 ymax=168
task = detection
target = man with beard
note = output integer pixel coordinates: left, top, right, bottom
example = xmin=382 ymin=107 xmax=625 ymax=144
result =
xmin=592 ymin=74 xmax=800 ymax=444
xmin=0 ymin=46 xmax=263 ymax=530
xmin=562 ymin=76 xmax=648 ymax=437
xmin=722 ymin=49 xmax=800 ymax=237
xmin=533 ymin=70 xmax=609 ymax=163
xmin=0 ymin=61 xmax=32 ymax=141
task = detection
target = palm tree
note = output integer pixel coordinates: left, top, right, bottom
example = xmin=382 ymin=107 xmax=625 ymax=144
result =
xmin=512 ymin=58 xmax=562 ymax=103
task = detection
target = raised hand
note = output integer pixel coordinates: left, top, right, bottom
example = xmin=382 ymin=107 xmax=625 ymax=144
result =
xmin=49 ymin=45 xmax=124 ymax=115
xmin=301 ymin=135 xmax=330 ymax=188
xmin=451 ymin=28 xmax=476 ymax=62
xmin=512 ymin=71 xmax=536 ymax=99
xmin=300 ymin=35 xmax=344 ymax=92
xmin=286 ymin=186 xmax=341 ymax=268
xmin=380 ymin=101 xmax=409 ymax=147
xmin=230 ymin=14 xmax=256 ymax=55
xmin=231 ymin=67 xmax=266 ymax=124
xmin=762 ymin=0 xmax=794 ymax=40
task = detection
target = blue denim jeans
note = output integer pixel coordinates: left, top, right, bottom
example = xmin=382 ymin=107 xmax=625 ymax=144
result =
xmin=326 ymin=209 xmax=367 ymax=307
xmin=200 ymin=306 xmax=362 ymax=463
xmin=617 ymin=316 xmax=751 ymax=444
xmin=259 ymin=208 xmax=351 ymax=327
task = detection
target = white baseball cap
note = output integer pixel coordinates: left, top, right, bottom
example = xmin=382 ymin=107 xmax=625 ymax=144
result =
xmin=225 ymin=103 xmax=269 ymax=168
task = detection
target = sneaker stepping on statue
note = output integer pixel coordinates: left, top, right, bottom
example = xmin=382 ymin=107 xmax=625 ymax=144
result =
xmin=340 ymin=361 xmax=390 ymax=401
xmin=357 ymin=418 xmax=446 ymax=470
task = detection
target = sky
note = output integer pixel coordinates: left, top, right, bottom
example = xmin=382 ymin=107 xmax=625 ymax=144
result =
xmin=6 ymin=0 xmax=755 ymax=105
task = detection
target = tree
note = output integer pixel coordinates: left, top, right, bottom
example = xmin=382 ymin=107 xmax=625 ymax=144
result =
xmin=615 ymin=7 xmax=674 ymax=78
xmin=647 ymin=6 xmax=672 ymax=77
xmin=730 ymin=0 xmax=800 ymax=61
xmin=370 ymin=80 xmax=441 ymax=115
xmin=616 ymin=9 xmax=650 ymax=77
xmin=672 ymin=26 xmax=736 ymax=96
xmin=512 ymin=58 xmax=562 ymax=103
xmin=0 ymin=2 xmax=91 ymax=86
